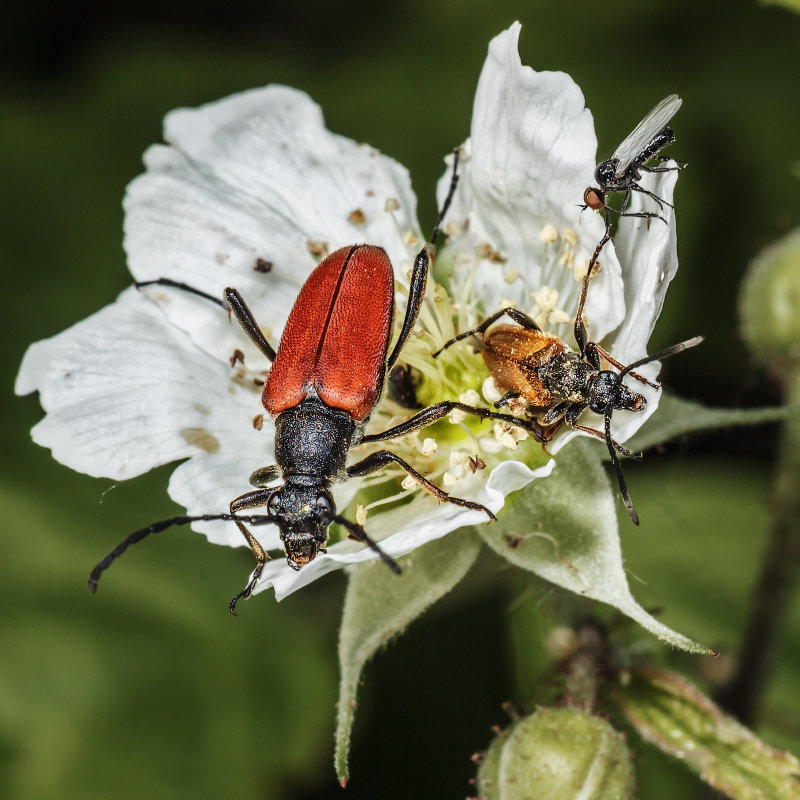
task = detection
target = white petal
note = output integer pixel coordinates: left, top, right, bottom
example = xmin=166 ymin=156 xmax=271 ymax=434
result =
xmin=255 ymin=456 xmax=555 ymax=600
xmin=609 ymin=164 xmax=680 ymax=364
xmin=125 ymin=85 xmax=421 ymax=366
xmin=438 ymin=23 xmax=625 ymax=343
xmin=16 ymin=287 xmax=267 ymax=481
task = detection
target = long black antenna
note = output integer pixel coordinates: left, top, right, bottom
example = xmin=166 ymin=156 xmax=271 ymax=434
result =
xmin=604 ymin=335 xmax=704 ymax=523
xmin=88 ymin=513 xmax=277 ymax=592
xmin=135 ymin=278 xmax=226 ymax=308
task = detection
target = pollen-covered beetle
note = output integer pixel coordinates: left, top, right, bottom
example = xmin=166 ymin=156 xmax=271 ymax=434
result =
xmin=434 ymin=258 xmax=702 ymax=525
xmin=88 ymin=153 xmax=546 ymax=612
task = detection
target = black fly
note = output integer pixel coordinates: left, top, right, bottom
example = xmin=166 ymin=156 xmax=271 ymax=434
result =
xmin=583 ymin=94 xmax=684 ymax=261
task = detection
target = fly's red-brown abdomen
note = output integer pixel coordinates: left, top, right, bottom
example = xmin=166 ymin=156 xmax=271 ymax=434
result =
xmin=262 ymin=244 xmax=395 ymax=421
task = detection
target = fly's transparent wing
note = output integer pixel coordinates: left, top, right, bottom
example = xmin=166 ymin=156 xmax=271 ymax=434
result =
xmin=611 ymin=94 xmax=682 ymax=177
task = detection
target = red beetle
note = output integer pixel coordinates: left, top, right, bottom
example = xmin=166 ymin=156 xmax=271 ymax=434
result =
xmin=89 ymin=155 xmax=545 ymax=612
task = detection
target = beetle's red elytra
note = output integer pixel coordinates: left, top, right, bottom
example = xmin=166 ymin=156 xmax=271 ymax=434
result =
xmin=264 ymin=245 xmax=394 ymax=421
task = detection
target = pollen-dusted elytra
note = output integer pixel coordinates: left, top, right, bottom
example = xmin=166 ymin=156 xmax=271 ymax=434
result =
xmin=583 ymin=94 xmax=685 ymax=262
xmin=434 ymin=255 xmax=702 ymax=524
xmin=88 ymin=151 xmax=547 ymax=613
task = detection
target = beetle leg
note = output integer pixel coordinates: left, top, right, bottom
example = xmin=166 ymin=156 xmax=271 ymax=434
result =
xmin=540 ymin=401 xmax=571 ymax=427
xmin=567 ymin=421 xmax=636 ymax=456
xmin=361 ymin=401 xmax=546 ymax=444
xmin=574 ymin=232 xmax=609 ymax=356
xmin=228 ymin=489 xmax=275 ymax=615
xmin=564 ymin=408 xmax=641 ymax=459
xmin=333 ymin=514 xmax=401 ymax=574
xmin=248 ymin=464 xmax=281 ymax=488
xmin=387 ymin=149 xmax=461 ymax=371
xmin=494 ymin=391 xmax=525 ymax=409
xmin=347 ymin=450 xmax=496 ymax=521
xmin=433 ymin=306 xmax=542 ymax=358
xmin=583 ymin=342 xmax=604 ymax=371
xmin=224 ymin=288 xmax=277 ymax=362
xmin=499 ymin=307 xmax=542 ymax=331
xmin=386 ymin=244 xmax=432 ymax=371
xmin=432 ymin=310 xmax=506 ymax=358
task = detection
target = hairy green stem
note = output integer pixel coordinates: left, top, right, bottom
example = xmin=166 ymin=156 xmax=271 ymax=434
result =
xmin=562 ymin=619 xmax=610 ymax=710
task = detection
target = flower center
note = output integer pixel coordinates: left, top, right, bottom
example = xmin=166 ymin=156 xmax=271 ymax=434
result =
xmin=349 ymin=236 xmax=568 ymax=526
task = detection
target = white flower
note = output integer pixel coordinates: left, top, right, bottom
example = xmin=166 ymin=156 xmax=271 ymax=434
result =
xmin=14 ymin=23 xmax=680 ymax=604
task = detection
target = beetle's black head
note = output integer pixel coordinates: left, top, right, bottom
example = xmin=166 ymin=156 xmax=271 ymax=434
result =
xmin=587 ymin=370 xmax=646 ymax=416
xmin=267 ymin=485 xmax=335 ymax=570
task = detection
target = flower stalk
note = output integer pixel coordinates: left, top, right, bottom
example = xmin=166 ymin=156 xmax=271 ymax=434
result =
xmin=715 ymin=367 xmax=800 ymax=724
xmin=718 ymin=230 xmax=800 ymax=724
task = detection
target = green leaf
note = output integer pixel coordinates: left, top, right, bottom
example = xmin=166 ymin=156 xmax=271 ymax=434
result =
xmin=615 ymin=667 xmax=800 ymax=799
xmin=477 ymin=707 xmax=633 ymax=800
xmin=625 ymin=394 xmax=789 ymax=454
xmin=334 ymin=530 xmax=482 ymax=784
xmin=479 ymin=439 xmax=708 ymax=653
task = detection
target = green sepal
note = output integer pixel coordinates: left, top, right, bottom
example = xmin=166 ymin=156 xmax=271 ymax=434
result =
xmin=615 ymin=667 xmax=800 ymax=799
xmin=479 ymin=439 xmax=709 ymax=653
xmin=334 ymin=530 xmax=482 ymax=784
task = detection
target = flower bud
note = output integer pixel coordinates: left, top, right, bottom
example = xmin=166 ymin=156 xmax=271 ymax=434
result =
xmin=476 ymin=707 xmax=632 ymax=799
xmin=739 ymin=228 xmax=800 ymax=369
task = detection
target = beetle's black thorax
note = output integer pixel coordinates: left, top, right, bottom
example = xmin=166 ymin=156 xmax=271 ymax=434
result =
xmin=274 ymin=398 xmax=357 ymax=486
xmin=539 ymin=351 xmax=595 ymax=404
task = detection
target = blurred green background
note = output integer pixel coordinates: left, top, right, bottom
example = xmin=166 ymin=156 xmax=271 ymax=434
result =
xmin=3 ymin=1 xmax=799 ymax=797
